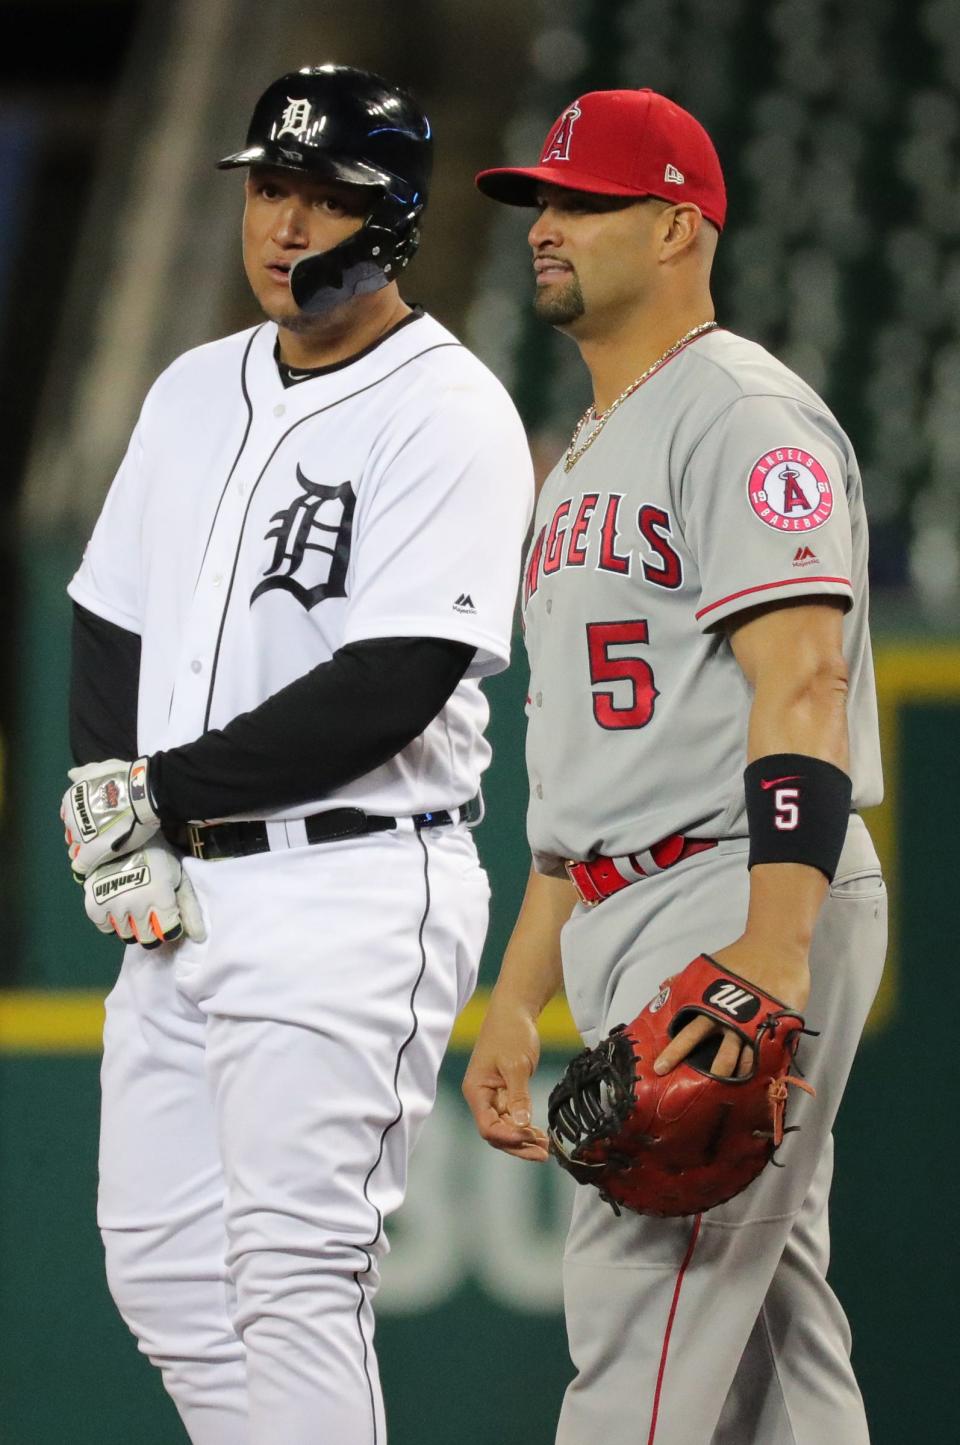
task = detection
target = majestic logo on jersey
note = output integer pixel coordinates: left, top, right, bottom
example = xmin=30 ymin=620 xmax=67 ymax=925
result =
xmin=523 ymin=493 xmax=683 ymax=606
xmin=542 ymin=102 xmax=582 ymax=162
xmin=251 ymin=467 xmax=355 ymax=611
xmin=276 ymin=97 xmax=313 ymax=141
xmin=792 ymin=544 xmax=819 ymax=567
xmin=747 ymin=448 xmax=835 ymax=532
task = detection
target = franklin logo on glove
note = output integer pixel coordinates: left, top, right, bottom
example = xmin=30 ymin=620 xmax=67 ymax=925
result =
xmin=72 ymin=783 xmax=98 ymax=842
xmin=81 ymin=842 xmax=206 ymax=948
xmin=92 ymin=864 xmax=151 ymax=903
xmin=61 ymin=757 xmax=161 ymax=878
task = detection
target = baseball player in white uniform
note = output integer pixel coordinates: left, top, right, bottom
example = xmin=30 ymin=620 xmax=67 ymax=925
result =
xmin=464 ymin=89 xmax=886 ymax=1443
xmin=60 ymin=65 xmax=532 ymax=1445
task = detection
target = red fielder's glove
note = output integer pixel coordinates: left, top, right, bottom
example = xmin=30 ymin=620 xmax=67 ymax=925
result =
xmin=547 ymin=953 xmax=814 ymax=1217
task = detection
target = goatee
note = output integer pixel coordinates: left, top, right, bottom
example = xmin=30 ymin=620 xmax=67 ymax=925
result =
xmin=533 ymin=275 xmax=585 ymax=326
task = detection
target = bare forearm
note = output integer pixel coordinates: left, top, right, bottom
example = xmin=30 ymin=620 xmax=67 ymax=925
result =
xmin=491 ymin=866 xmax=575 ymax=1015
xmin=747 ymin=664 xmax=849 ymax=771
xmin=462 ymin=864 xmax=573 ymax=1160
xmin=731 ymin=602 xmax=849 ymax=960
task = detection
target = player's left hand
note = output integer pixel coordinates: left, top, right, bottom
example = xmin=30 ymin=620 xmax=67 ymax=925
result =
xmin=463 ymin=995 xmax=551 ymax=1163
xmin=653 ymin=939 xmax=811 ymax=1080
xmin=60 ymin=757 xmax=161 ymax=880
xmin=83 ymin=839 xmax=207 ymax=948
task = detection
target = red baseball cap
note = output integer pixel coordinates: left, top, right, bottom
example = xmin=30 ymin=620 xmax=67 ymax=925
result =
xmin=476 ymin=88 xmax=726 ymax=230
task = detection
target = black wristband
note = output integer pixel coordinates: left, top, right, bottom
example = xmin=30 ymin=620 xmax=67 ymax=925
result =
xmin=744 ymin=753 xmax=852 ymax=881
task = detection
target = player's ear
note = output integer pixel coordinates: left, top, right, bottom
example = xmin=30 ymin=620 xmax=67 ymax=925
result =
xmin=658 ymin=203 xmax=702 ymax=261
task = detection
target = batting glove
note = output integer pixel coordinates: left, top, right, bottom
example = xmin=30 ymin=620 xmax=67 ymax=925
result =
xmin=83 ymin=840 xmax=206 ymax=949
xmin=61 ymin=757 xmax=161 ymax=879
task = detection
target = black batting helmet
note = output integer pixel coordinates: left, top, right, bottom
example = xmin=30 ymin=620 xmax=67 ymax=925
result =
xmin=218 ymin=65 xmax=432 ymax=313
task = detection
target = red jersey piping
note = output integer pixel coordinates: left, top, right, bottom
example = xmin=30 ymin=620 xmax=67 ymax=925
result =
xmin=695 ymin=575 xmax=851 ymax=621
xmin=646 ymin=1214 xmax=702 ymax=1444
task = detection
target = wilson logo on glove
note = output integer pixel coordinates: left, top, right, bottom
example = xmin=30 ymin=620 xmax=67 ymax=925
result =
xmin=547 ymin=953 xmax=816 ymax=1218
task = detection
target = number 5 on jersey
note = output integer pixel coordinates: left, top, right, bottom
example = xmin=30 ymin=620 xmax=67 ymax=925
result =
xmin=586 ymin=620 xmax=658 ymax=730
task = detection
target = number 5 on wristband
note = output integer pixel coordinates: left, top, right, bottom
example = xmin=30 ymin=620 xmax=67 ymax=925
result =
xmin=744 ymin=754 xmax=851 ymax=879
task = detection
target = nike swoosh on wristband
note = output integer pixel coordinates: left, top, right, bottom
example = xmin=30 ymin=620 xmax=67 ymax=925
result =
xmin=760 ymin=775 xmax=802 ymax=790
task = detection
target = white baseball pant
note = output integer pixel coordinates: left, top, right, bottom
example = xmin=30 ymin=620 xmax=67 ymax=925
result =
xmin=97 ymin=823 xmax=488 ymax=1445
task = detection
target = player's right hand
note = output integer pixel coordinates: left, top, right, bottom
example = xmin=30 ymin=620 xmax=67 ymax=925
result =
xmin=462 ymin=995 xmax=549 ymax=1163
xmin=83 ymin=840 xmax=206 ymax=949
xmin=61 ymin=757 xmax=161 ymax=879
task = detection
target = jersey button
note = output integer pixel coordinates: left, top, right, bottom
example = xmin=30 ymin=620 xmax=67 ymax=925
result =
xmin=273 ymin=403 xmax=285 ymax=417
xmin=190 ymin=659 xmax=203 ymax=674
xmin=546 ymin=599 xmax=553 ymax=614
xmin=535 ymin=691 xmax=543 ymax=707
xmin=535 ymin=783 xmax=543 ymax=799
xmin=212 ymin=574 xmax=223 ymax=588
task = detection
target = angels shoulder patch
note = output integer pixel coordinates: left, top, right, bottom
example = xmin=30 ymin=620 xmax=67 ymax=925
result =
xmin=747 ymin=448 xmax=835 ymax=532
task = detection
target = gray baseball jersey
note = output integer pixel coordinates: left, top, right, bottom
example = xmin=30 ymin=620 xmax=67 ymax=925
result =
xmin=523 ymin=327 xmax=882 ymax=874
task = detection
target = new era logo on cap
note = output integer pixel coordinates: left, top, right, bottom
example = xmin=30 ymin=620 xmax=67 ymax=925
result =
xmin=664 ymin=163 xmax=685 ymax=184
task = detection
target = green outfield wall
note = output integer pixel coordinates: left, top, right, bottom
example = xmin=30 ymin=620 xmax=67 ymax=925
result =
xmin=1 ymin=546 xmax=958 ymax=1442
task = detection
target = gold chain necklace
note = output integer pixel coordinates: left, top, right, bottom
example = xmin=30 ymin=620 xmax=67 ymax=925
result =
xmin=562 ymin=320 xmax=718 ymax=473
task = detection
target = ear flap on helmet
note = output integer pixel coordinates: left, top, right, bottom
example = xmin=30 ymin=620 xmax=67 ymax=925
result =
xmin=289 ymin=190 xmax=424 ymax=313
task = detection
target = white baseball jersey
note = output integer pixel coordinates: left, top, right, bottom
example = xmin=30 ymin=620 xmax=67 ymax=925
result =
xmin=68 ymin=313 xmax=533 ymax=819
xmin=523 ymin=327 xmax=882 ymax=873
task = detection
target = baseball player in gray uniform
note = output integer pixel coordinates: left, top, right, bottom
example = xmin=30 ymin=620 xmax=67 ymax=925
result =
xmin=464 ymin=89 xmax=886 ymax=1444
xmin=60 ymin=66 xmax=532 ymax=1445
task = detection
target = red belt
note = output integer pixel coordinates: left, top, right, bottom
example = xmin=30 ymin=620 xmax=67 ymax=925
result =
xmin=565 ymin=834 xmax=717 ymax=906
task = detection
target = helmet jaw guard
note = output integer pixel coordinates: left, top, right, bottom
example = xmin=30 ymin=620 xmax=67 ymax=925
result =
xmin=289 ymin=191 xmax=424 ymax=315
xmin=220 ymin=64 xmax=432 ymax=314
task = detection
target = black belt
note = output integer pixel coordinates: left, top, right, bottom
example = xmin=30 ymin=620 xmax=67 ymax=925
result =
xmin=166 ymin=796 xmax=482 ymax=861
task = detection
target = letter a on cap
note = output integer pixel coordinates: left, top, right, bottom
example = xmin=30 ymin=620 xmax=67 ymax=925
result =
xmin=542 ymin=101 xmax=582 ymax=162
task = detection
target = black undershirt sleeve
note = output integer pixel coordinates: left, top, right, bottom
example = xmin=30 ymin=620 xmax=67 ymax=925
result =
xmin=148 ymin=636 xmax=476 ymax=825
xmin=69 ymin=603 xmax=142 ymax=765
